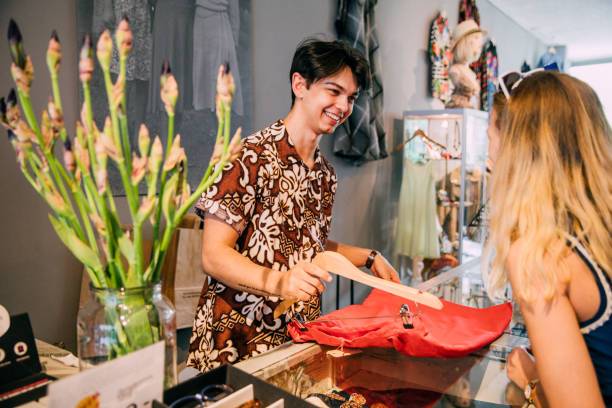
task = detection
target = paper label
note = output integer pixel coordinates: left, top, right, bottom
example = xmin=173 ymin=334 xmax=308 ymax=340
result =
xmin=0 ymin=305 xmax=9 ymax=337
xmin=48 ymin=341 xmax=164 ymax=408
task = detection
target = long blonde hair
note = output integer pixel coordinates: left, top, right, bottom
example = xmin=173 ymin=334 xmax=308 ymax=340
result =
xmin=484 ymin=72 xmax=612 ymax=301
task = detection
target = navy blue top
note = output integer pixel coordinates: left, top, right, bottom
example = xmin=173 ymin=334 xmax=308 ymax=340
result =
xmin=572 ymin=240 xmax=612 ymax=406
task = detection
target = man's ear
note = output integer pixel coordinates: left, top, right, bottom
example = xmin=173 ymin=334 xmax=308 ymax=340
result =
xmin=291 ymin=72 xmax=308 ymax=100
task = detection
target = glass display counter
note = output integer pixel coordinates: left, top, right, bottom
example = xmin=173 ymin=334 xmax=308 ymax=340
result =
xmin=236 ymin=258 xmax=527 ymax=407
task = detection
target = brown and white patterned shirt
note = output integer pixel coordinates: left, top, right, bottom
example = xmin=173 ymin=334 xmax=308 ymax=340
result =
xmin=187 ymin=120 xmax=337 ymax=371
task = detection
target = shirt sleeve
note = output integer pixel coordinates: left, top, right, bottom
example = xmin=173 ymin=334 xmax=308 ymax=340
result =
xmin=194 ymin=150 xmax=258 ymax=236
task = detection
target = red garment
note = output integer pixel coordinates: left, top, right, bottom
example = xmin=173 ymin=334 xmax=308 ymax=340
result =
xmin=288 ymin=289 xmax=512 ymax=358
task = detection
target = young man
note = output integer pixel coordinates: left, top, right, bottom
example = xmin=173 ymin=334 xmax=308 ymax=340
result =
xmin=187 ymin=39 xmax=399 ymax=372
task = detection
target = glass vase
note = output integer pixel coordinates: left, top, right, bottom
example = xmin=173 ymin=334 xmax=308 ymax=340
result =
xmin=77 ymin=282 xmax=177 ymax=388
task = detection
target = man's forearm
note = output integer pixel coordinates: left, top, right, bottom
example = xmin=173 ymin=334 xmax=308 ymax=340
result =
xmin=202 ymin=245 xmax=283 ymax=297
xmin=326 ymin=240 xmax=371 ymax=267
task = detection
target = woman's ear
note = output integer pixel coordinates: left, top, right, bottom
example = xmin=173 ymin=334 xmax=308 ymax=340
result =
xmin=291 ymin=72 xmax=307 ymax=100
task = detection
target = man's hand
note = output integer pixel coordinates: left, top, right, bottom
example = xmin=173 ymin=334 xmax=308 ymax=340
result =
xmin=277 ymin=261 xmax=332 ymax=301
xmin=370 ymin=253 xmax=401 ymax=283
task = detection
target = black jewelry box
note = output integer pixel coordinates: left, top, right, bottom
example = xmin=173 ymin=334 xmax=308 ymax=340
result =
xmin=153 ymin=364 xmax=315 ymax=407
xmin=0 ymin=314 xmax=55 ymax=408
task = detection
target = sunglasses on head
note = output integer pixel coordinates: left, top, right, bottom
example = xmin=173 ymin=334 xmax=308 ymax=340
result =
xmin=498 ymin=62 xmax=560 ymax=99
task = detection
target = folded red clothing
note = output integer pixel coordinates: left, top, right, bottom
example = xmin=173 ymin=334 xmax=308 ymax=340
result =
xmin=288 ymin=288 xmax=512 ymax=358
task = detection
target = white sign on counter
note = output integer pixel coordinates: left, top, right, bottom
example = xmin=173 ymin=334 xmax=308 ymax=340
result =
xmin=48 ymin=341 xmax=164 ymax=408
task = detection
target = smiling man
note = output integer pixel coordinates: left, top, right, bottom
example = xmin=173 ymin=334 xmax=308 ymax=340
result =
xmin=186 ymin=39 xmax=400 ymax=372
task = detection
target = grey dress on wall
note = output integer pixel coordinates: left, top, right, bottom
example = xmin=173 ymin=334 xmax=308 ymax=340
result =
xmin=147 ymin=0 xmax=195 ymax=113
xmin=192 ymin=0 xmax=243 ymax=116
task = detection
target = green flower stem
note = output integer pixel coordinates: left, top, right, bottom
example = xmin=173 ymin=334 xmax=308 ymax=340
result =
xmin=117 ymin=55 xmax=143 ymax=283
xmin=76 ymin=153 xmax=126 ymax=287
xmin=17 ymin=90 xmax=79 ymax=237
xmin=150 ymin=101 xmax=233 ymax=282
xmin=118 ymin=57 xmax=132 ymax=174
xmin=150 ymin=113 xmax=175 ymax=262
xmin=101 ymin=68 xmax=138 ymax=217
xmin=50 ymin=73 xmax=67 ymax=142
xmin=82 ymin=83 xmax=99 ymax=174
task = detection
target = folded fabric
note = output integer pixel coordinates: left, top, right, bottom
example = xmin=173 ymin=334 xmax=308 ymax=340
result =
xmin=288 ymin=289 xmax=512 ymax=358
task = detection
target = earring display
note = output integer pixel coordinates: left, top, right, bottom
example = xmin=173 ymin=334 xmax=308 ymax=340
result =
xmin=393 ymin=108 xmax=489 ymax=280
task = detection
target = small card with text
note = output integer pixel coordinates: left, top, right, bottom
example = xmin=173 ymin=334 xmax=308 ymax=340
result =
xmin=48 ymin=341 xmax=164 ymax=408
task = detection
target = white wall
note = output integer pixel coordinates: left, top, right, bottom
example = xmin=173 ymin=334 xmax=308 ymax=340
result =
xmin=0 ymin=0 xmax=545 ymax=349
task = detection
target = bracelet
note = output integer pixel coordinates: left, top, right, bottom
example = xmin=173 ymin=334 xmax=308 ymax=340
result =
xmin=524 ymin=378 xmax=539 ymax=407
xmin=365 ymin=250 xmax=378 ymax=270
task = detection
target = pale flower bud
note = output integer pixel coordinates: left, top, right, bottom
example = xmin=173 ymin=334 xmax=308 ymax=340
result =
xmin=100 ymin=126 xmax=122 ymax=162
xmin=216 ymin=62 xmax=235 ymax=109
xmin=227 ymin=127 xmax=242 ymax=162
xmin=40 ymin=110 xmax=53 ymax=151
xmin=6 ymin=89 xmax=20 ymax=127
xmin=46 ymin=190 xmax=68 ymax=216
xmin=209 ymin=138 xmax=224 ymax=167
xmin=96 ymin=29 xmax=113 ymax=71
xmin=110 ymin=73 xmax=125 ymax=111
xmin=74 ymin=136 xmax=90 ymax=171
xmin=149 ymin=136 xmax=163 ymax=173
xmin=14 ymin=119 xmax=34 ymax=146
xmin=160 ymin=60 xmax=178 ymax=116
xmin=63 ymin=139 xmax=76 ymax=173
xmin=95 ymin=167 xmax=107 ymax=194
xmin=131 ymin=153 xmax=147 ymax=185
xmin=79 ymin=34 xmax=94 ymax=83
xmin=11 ymin=57 xmax=34 ymax=95
xmin=138 ymin=124 xmax=150 ymax=156
xmin=163 ymin=135 xmax=186 ymax=171
xmin=46 ymin=30 xmax=61 ymax=75
xmin=47 ymin=97 xmax=63 ymax=131
xmin=89 ymin=213 xmax=106 ymax=235
xmin=115 ymin=17 xmax=132 ymax=60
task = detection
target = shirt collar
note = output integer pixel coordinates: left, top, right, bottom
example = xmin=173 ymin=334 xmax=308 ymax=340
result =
xmin=277 ymin=119 xmax=322 ymax=172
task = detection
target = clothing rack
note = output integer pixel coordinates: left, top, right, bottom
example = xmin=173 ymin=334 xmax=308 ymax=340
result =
xmin=392 ymin=129 xmax=447 ymax=153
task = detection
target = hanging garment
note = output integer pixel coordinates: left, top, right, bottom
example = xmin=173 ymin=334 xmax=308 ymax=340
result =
xmin=428 ymin=13 xmax=453 ymax=103
xmin=394 ymin=160 xmax=440 ymax=259
xmin=288 ymin=288 xmax=512 ymax=358
xmin=458 ymin=0 xmax=480 ymax=25
xmin=192 ymin=0 xmax=244 ymax=116
xmin=333 ymin=0 xmax=387 ymax=166
xmin=475 ymin=39 xmax=498 ymax=112
xmin=92 ymin=0 xmax=153 ymax=81
xmin=147 ymin=0 xmax=194 ymax=113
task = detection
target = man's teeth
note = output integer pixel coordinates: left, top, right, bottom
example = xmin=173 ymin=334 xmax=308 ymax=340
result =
xmin=325 ymin=111 xmax=341 ymax=121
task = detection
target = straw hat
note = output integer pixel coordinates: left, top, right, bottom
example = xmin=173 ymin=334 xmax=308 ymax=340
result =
xmin=451 ymin=19 xmax=487 ymax=52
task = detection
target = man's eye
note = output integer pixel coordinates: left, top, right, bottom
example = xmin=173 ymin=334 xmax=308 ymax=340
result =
xmin=329 ymin=89 xmax=339 ymax=95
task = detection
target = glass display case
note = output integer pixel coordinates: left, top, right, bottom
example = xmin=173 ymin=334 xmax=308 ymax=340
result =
xmin=397 ymin=109 xmax=489 ymax=281
xmin=236 ymin=259 xmax=527 ymax=407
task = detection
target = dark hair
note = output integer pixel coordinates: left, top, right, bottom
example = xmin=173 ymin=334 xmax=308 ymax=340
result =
xmin=289 ymin=39 xmax=370 ymax=105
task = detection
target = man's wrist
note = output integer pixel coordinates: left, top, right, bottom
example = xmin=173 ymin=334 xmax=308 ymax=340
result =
xmin=365 ymin=250 xmax=378 ymax=270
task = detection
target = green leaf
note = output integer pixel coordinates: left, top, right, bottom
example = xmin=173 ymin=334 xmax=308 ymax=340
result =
xmin=118 ymin=232 xmax=134 ymax=265
xmin=49 ymin=214 xmax=102 ymax=271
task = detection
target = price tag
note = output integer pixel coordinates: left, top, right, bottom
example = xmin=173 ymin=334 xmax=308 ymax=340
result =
xmin=48 ymin=341 xmax=164 ymax=408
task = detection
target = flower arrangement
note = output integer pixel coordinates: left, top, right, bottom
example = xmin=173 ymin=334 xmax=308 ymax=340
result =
xmin=2 ymin=18 xmax=240 ymax=290
xmin=2 ymin=18 xmax=241 ymax=374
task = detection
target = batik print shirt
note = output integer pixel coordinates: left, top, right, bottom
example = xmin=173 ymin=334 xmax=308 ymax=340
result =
xmin=187 ymin=120 xmax=337 ymax=371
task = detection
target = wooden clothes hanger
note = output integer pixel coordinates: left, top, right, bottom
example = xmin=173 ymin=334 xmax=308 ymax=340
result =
xmin=273 ymin=251 xmax=443 ymax=318
xmin=392 ymin=129 xmax=447 ymax=154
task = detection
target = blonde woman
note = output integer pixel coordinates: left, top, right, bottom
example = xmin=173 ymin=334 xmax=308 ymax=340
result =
xmin=484 ymin=72 xmax=612 ymax=407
